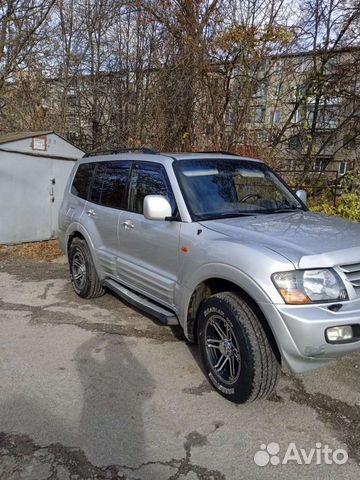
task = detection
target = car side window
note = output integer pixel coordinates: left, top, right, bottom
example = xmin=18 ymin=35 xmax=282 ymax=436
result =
xmin=101 ymin=161 xmax=131 ymax=209
xmin=128 ymin=163 xmax=176 ymax=215
xmin=90 ymin=163 xmax=107 ymax=204
xmin=71 ymin=163 xmax=95 ymax=199
xmin=89 ymin=161 xmax=131 ymax=209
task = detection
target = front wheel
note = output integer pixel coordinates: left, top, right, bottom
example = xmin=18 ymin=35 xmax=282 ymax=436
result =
xmin=198 ymin=292 xmax=279 ymax=403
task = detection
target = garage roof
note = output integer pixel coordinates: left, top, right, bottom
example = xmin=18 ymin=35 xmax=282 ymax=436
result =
xmin=0 ymin=131 xmax=53 ymax=145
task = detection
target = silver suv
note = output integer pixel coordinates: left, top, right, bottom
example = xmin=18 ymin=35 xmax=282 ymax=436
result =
xmin=58 ymin=149 xmax=360 ymax=403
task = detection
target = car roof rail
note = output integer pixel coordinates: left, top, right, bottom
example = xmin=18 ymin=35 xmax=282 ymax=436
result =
xmin=83 ymin=147 xmax=159 ymax=157
xmin=195 ymin=150 xmax=241 ymax=156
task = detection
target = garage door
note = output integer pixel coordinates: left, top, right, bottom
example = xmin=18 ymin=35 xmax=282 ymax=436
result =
xmin=0 ymin=154 xmax=63 ymax=244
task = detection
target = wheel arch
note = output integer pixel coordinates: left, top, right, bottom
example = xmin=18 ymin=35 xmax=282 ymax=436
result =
xmin=185 ymin=277 xmax=281 ymax=364
xmin=65 ymin=223 xmax=103 ymax=278
xmin=67 ymin=230 xmax=85 ymax=252
xmin=65 ymin=223 xmax=95 ymax=254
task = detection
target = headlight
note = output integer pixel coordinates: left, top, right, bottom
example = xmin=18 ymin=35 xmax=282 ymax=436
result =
xmin=272 ymin=269 xmax=348 ymax=304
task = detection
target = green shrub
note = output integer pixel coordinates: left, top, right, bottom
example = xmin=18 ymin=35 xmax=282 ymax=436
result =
xmin=310 ymin=193 xmax=359 ymax=221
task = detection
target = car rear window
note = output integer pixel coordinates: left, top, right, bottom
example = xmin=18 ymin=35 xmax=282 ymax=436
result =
xmin=71 ymin=163 xmax=95 ymax=199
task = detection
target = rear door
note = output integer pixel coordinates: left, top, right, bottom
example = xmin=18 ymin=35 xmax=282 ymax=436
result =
xmin=85 ymin=161 xmax=131 ymax=276
xmin=117 ymin=162 xmax=180 ymax=308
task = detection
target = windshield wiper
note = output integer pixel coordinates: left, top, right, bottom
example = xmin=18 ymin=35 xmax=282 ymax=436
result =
xmin=197 ymin=211 xmax=260 ymax=221
xmin=197 ymin=206 xmax=304 ymax=220
xmin=262 ymin=207 xmax=304 ymax=214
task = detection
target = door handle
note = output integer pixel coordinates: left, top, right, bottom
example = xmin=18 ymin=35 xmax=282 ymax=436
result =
xmin=122 ymin=220 xmax=134 ymax=230
xmin=86 ymin=208 xmax=96 ymax=216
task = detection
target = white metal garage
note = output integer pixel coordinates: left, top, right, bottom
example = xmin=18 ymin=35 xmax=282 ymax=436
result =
xmin=0 ymin=131 xmax=83 ymax=244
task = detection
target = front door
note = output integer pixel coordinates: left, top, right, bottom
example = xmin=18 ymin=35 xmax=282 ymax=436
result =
xmin=117 ymin=162 xmax=180 ymax=308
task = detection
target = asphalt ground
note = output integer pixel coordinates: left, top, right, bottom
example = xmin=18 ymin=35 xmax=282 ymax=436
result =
xmin=0 ymin=254 xmax=359 ymax=479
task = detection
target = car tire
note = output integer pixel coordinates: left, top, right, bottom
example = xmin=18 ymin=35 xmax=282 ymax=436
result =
xmin=68 ymin=237 xmax=105 ymax=299
xmin=198 ymin=292 xmax=279 ymax=403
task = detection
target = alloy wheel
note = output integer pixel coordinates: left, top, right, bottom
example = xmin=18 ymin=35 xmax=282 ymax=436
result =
xmin=71 ymin=249 xmax=87 ymax=290
xmin=205 ymin=314 xmax=241 ymax=385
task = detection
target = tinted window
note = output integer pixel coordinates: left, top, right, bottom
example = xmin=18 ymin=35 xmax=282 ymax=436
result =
xmin=90 ymin=163 xmax=107 ymax=204
xmin=71 ymin=163 xmax=95 ymax=199
xmin=89 ymin=161 xmax=130 ymax=209
xmin=129 ymin=164 xmax=176 ymax=215
xmin=101 ymin=161 xmax=130 ymax=209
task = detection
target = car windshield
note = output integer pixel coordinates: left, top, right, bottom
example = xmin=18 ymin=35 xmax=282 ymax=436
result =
xmin=175 ymin=159 xmax=304 ymax=221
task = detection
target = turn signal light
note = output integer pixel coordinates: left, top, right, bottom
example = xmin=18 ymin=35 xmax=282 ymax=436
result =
xmin=279 ymin=289 xmax=311 ymax=305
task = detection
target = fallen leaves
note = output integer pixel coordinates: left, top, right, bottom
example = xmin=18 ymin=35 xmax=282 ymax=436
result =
xmin=0 ymin=240 xmax=63 ymax=261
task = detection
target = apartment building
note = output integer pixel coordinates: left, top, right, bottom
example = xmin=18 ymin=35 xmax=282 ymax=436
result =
xmin=5 ymin=46 xmax=356 ymax=175
xmin=228 ymin=47 xmax=360 ymax=175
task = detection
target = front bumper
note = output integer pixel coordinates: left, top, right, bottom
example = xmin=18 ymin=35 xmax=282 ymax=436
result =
xmin=260 ymin=297 xmax=360 ymax=373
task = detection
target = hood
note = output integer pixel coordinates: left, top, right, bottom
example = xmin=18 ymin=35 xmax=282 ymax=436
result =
xmin=200 ymin=211 xmax=360 ymax=267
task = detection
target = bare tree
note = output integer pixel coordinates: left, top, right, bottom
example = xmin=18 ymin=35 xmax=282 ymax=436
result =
xmin=0 ymin=0 xmax=55 ymax=128
xmin=267 ymin=0 xmax=360 ymax=173
xmin=0 ymin=0 xmax=358 ymax=176
xmin=139 ymin=0 xmax=222 ymax=150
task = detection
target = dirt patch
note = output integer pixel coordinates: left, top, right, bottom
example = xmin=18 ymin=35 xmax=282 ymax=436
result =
xmin=0 ymin=240 xmax=63 ymax=261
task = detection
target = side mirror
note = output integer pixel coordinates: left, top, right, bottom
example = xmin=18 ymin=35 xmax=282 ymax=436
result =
xmin=296 ymin=189 xmax=307 ymax=206
xmin=143 ymin=195 xmax=172 ymax=220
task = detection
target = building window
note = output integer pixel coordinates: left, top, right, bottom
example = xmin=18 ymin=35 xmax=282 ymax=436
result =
xmin=291 ymin=110 xmax=301 ymax=124
xmin=307 ymin=105 xmax=339 ymax=129
xmin=272 ymin=110 xmax=281 ymax=124
xmin=288 ymin=159 xmax=301 ymax=171
xmin=322 ymin=107 xmax=338 ymax=129
xmin=254 ymin=107 xmax=265 ymax=123
xmin=67 ymin=87 xmax=76 ymax=98
xmin=288 ymin=135 xmax=301 ymax=150
xmin=313 ymin=160 xmax=324 ymax=172
xmin=294 ymin=85 xmax=306 ymax=102
xmin=253 ymin=82 xmax=266 ymax=99
xmin=338 ymin=161 xmax=347 ymax=175
xmin=275 ymin=83 xmax=284 ymax=98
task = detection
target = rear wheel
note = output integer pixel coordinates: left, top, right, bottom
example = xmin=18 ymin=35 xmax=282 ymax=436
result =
xmin=198 ymin=292 xmax=279 ymax=403
xmin=68 ymin=238 xmax=104 ymax=299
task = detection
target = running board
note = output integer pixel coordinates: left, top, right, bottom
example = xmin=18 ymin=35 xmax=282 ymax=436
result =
xmin=103 ymin=279 xmax=179 ymax=326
